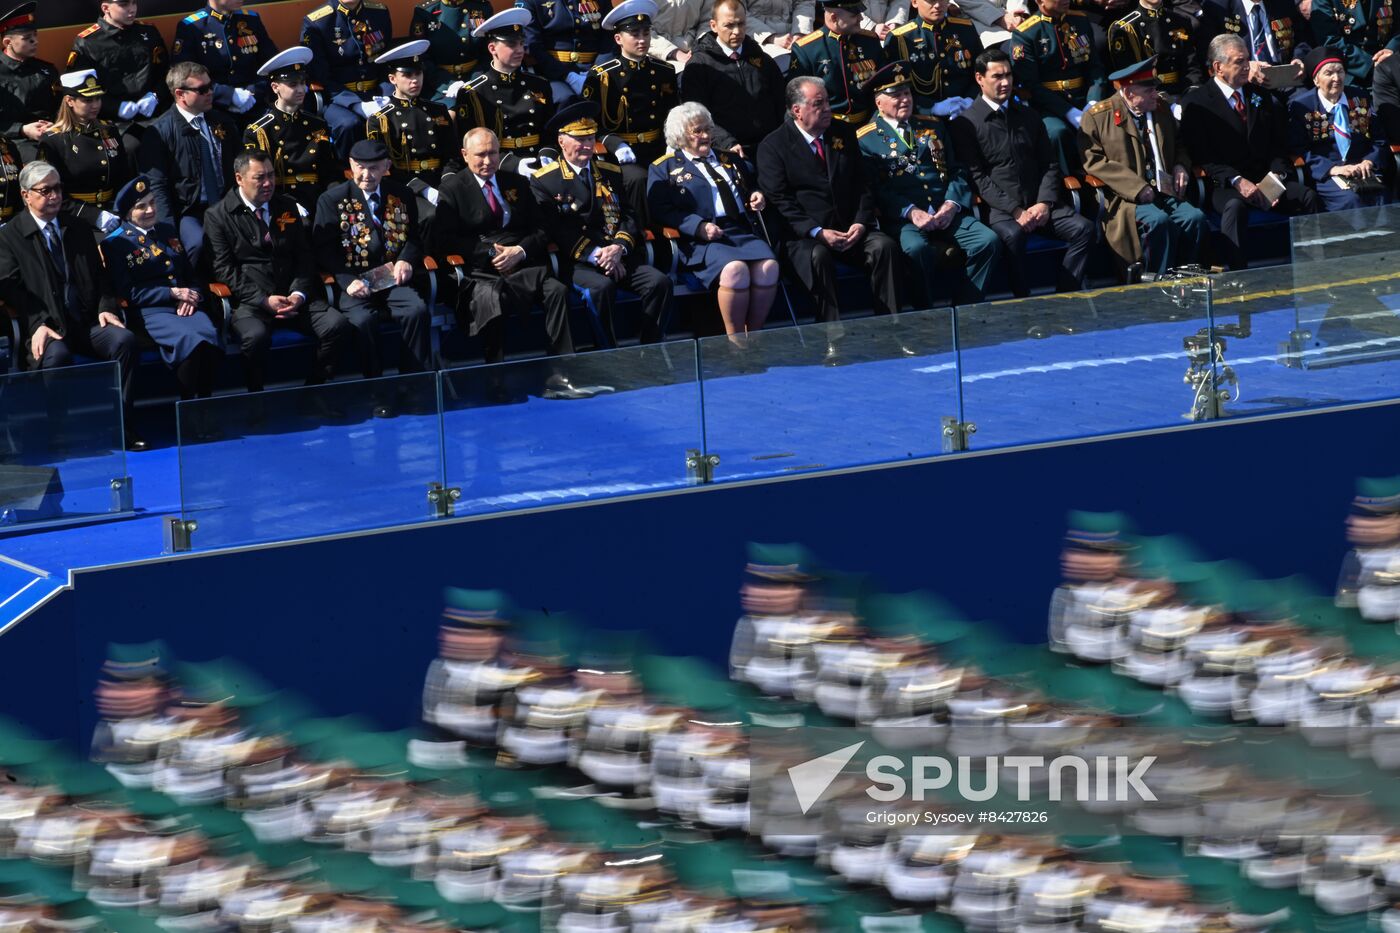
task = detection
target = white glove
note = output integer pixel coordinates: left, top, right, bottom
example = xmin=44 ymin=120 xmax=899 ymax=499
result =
xmin=137 ymin=91 xmax=158 ymax=117
xmin=230 ymin=87 xmax=256 ymax=113
xmin=296 ymin=202 xmax=308 ymax=219
xmin=1171 ymin=102 xmax=1183 ymax=121
xmin=353 ymin=97 xmax=390 ymax=119
xmin=97 ymin=210 xmax=120 ymax=233
xmin=515 ymin=157 xmax=540 ymax=176
xmin=930 ymin=97 xmax=960 ymax=117
xmin=953 ymin=96 xmax=975 ymax=115
xmin=421 ymin=185 xmax=440 ymax=206
xmin=564 ymin=70 xmax=587 ymax=95
xmin=444 ymin=79 xmax=466 ymax=99
xmin=1066 ymin=106 xmax=1084 ymax=129
xmin=614 ymin=144 xmax=636 ymax=164
xmin=117 ymin=99 xmax=140 ymax=121
xmin=538 ymin=153 xmax=556 ymax=166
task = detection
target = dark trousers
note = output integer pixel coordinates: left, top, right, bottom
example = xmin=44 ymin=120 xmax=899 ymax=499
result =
xmin=990 ymin=204 xmax=1096 ymax=296
xmin=178 ymin=213 xmax=207 ymax=273
xmin=37 ymin=321 xmax=140 ymax=422
xmin=1210 ymin=180 xmax=1321 ymax=269
xmin=230 ymin=299 xmax=361 ymax=392
xmin=784 ymin=230 xmax=900 ymax=322
xmin=338 ymin=284 xmax=433 ymax=376
xmin=567 ymin=259 xmax=672 ymax=346
xmin=471 ymin=265 xmax=575 ymax=364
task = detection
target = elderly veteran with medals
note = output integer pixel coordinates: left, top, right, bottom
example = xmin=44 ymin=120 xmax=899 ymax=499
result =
xmin=453 ymin=9 xmax=554 ymax=177
xmin=39 ymin=71 xmax=129 ymax=224
xmin=0 ymin=2 xmax=59 ymax=161
xmin=1079 ymin=56 xmax=1206 ymax=276
xmin=1289 ymin=45 xmax=1388 ymax=212
xmin=100 ymin=173 xmax=219 ymax=402
xmin=647 ymin=102 xmax=779 ymax=343
xmin=243 ymin=48 xmax=336 ymax=219
xmin=530 ymin=100 xmax=672 ymax=346
xmin=858 ymin=60 xmax=1000 ymax=305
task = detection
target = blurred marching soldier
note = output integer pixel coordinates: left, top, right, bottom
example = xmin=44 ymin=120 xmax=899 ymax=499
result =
xmin=1010 ymin=0 xmax=1107 ymax=174
xmin=788 ymin=0 xmax=886 ymax=127
xmin=171 ymin=0 xmax=275 ymax=118
xmin=453 ymin=9 xmax=554 ymax=176
xmin=299 ymin=0 xmax=393 ymax=159
xmin=583 ymin=0 xmax=678 ymax=220
xmin=0 ymin=2 xmax=59 ymax=161
xmin=67 ymin=0 xmax=170 ymax=156
xmin=517 ymin=0 xmax=613 ymax=103
xmin=243 ymin=48 xmax=336 ymax=219
xmin=884 ymin=0 xmax=983 ymax=115
xmin=1079 ymin=56 xmax=1207 ymax=275
xmin=857 ymin=61 xmax=1001 ymax=304
xmin=408 ymin=0 xmax=492 ymax=104
xmin=1310 ymin=0 xmax=1398 ymax=85
xmin=366 ymin=39 xmax=457 ymax=211
xmin=1106 ymin=0 xmax=1201 ymax=99
xmin=39 ymin=71 xmax=130 ymax=222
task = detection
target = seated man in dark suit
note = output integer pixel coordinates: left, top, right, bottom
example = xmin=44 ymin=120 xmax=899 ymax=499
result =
xmin=1180 ymin=32 xmax=1320 ymax=269
xmin=437 ymin=127 xmax=592 ymax=399
xmin=0 ymin=160 xmax=143 ymax=449
xmin=952 ymin=48 xmax=1094 ymax=297
xmin=757 ymin=75 xmax=899 ymax=350
xmin=205 ymin=148 xmax=364 ymax=393
xmin=311 ymin=138 xmax=434 ymax=376
xmin=137 ymin=60 xmax=239 ymax=269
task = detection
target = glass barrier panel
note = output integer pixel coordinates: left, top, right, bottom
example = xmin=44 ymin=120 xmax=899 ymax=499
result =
xmin=440 ymin=343 xmax=703 ymax=515
xmin=954 ymin=277 xmax=1215 ymax=450
xmin=0 ymin=360 xmax=128 ymax=531
xmin=176 ymin=373 xmax=443 ymax=550
xmin=1290 ymin=203 xmax=1400 ymax=267
xmin=1209 ymin=254 xmax=1400 ymax=417
xmin=697 ymin=309 xmax=959 ymax=483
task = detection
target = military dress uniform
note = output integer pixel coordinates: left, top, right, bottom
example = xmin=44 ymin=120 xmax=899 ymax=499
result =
xmin=1310 ymin=0 xmax=1399 ymax=84
xmin=517 ymin=0 xmax=613 ymax=101
xmin=884 ymin=13 xmax=983 ymax=112
xmin=244 ymin=109 xmax=334 ymax=218
xmin=583 ymin=53 xmax=676 ymax=220
xmin=366 ymin=93 xmax=457 ymax=188
xmin=454 ymin=9 xmax=554 ymax=174
xmin=39 ymin=70 xmax=129 ymax=215
xmin=67 ymin=18 xmax=169 ymax=132
xmin=1010 ymin=9 xmax=1107 ymax=173
xmin=1106 ymin=3 xmax=1201 ymax=98
xmin=789 ymin=20 xmax=887 ymax=125
xmin=172 ymin=5 xmax=276 ymax=116
xmin=1289 ymin=83 xmax=1387 ymax=211
xmin=409 ymin=0 xmax=493 ymax=103
xmin=299 ymin=0 xmax=393 ymax=158
xmin=0 ymin=3 xmax=59 ymax=162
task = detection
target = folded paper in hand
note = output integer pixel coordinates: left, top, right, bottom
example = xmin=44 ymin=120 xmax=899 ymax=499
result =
xmin=364 ymin=262 xmax=397 ymax=293
xmin=1256 ymin=172 xmax=1286 ymax=202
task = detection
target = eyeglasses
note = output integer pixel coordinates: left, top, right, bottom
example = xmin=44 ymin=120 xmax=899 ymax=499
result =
xmin=26 ymin=184 xmax=62 ymax=198
xmin=179 ymin=83 xmax=213 ymax=95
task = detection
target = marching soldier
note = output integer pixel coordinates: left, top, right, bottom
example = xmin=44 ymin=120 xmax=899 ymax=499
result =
xmin=1107 ymin=0 xmax=1201 ymax=99
xmin=584 ymin=0 xmax=678 ymax=219
xmin=408 ymin=0 xmax=493 ymax=104
xmin=454 ymin=8 xmax=555 ymax=176
xmin=789 ymin=0 xmax=887 ymax=127
xmin=243 ymin=48 xmax=336 ymax=218
xmin=67 ymin=0 xmax=170 ymax=154
xmin=366 ymin=40 xmax=456 ymax=199
xmin=517 ymin=0 xmax=613 ymax=103
xmin=0 ymin=2 xmax=59 ymax=161
xmin=1309 ymin=0 xmax=1398 ymax=84
xmin=884 ymin=0 xmax=983 ymax=114
xmin=856 ymin=60 xmax=1001 ymax=303
xmin=172 ymin=0 xmax=275 ymax=118
xmin=39 ymin=70 xmax=130 ymax=220
xmin=1010 ymin=0 xmax=1107 ymax=173
xmin=299 ymin=0 xmax=393 ymax=159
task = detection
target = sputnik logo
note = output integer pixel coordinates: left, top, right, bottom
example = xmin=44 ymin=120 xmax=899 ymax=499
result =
xmin=787 ymin=741 xmax=865 ymax=815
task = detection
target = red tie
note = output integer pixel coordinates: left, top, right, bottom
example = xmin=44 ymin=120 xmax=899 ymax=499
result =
xmin=813 ymin=137 xmax=826 ymax=164
xmin=484 ymin=179 xmax=503 ymax=224
xmin=1232 ymin=91 xmax=1247 ymax=122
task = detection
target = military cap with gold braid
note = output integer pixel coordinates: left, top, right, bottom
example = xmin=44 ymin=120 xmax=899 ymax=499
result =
xmin=0 ymin=2 xmax=35 ymax=34
xmin=59 ymin=69 xmax=103 ymax=98
xmin=544 ymin=99 xmax=601 ymax=139
xmin=860 ymin=59 xmax=914 ymax=96
xmin=1109 ymin=55 xmax=1160 ymax=89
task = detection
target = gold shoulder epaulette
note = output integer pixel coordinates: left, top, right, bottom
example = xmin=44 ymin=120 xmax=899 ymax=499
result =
xmin=535 ymin=160 xmax=561 ymax=176
xmin=597 ymin=160 xmax=622 ymax=173
xmin=947 ymin=15 xmax=972 ymax=24
xmin=1016 ymin=14 xmax=1043 ymax=31
xmin=1086 ymin=98 xmax=1113 ymax=115
xmin=892 ymin=19 xmax=919 ymax=34
xmin=652 ymin=152 xmax=674 ymax=166
xmin=306 ymin=5 xmax=333 ymax=21
xmin=796 ymin=29 xmax=825 ymax=46
xmin=856 ymin=121 xmax=878 ymax=137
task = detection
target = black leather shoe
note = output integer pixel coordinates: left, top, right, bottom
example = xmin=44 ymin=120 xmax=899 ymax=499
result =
xmin=124 ymin=430 xmax=148 ymax=452
xmin=542 ymin=374 xmax=595 ymax=400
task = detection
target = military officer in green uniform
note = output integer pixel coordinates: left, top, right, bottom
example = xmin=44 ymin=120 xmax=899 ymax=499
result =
xmin=409 ymin=0 xmax=493 ymax=104
xmin=884 ymin=0 xmax=983 ymax=115
xmin=1310 ymin=0 xmax=1399 ymax=84
xmin=1010 ymin=0 xmax=1107 ymax=173
xmin=0 ymin=3 xmax=59 ymax=161
xmin=366 ymin=40 xmax=457 ymax=199
xmin=454 ymin=8 xmax=555 ymax=176
xmin=1107 ymin=0 xmax=1201 ymax=99
xmin=857 ymin=60 xmax=1001 ymax=303
xmin=243 ymin=48 xmax=336 ymax=218
xmin=789 ymin=0 xmax=887 ymax=127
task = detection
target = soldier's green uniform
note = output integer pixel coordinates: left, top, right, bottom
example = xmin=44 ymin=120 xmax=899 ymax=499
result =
xmin=883 ymin=13 xmax=983 ymax=111
xmin=1310 ymin=0 xmax=1399 ymax=83
xmin=788 ymin=17 xmax=887 ymax=126
xmin=1106 ymin=3 xmax=1201 ymax=98
xmin=1010 ymin=8 xmax=1106 ymax=173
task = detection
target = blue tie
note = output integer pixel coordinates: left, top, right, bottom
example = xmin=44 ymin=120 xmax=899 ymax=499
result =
xmin=1333 ymin=102 xmax=1352 ymax=160
xmin=1249 ymin=5 xmax=1274 ymax=63
xmin=193 ymin=115 xmax=222 ymax=204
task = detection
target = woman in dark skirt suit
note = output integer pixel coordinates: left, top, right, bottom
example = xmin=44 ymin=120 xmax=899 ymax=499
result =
xmin=101 ymin=175 xmax=220 ymax=401
xmin=646 ymin=101 xmax=780 ymax=341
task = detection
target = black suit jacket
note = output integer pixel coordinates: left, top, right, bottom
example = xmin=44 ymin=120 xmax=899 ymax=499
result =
xmin=756 ymin=118 xmax=873 ymax=240
xmin=435 ymin=170 xmax=550 ymax=275
xmin=680 ymin=32 xmax=786 ymax=153
xmin=1180 ymin=81 xmax=1292 ymax=190
xmin=205 ymin=188 xmax=318 ymax=313
xmin=312 ymin=179 xmax=423 ymax=288
xmin=0 ymin=207 xmax=116 ymax=359
xmin=951 ymin=98 xmax=1064 ymax=225
xmin=1197 ymin=0 xmax=1311 ymax=63
xmin=137 ymin=105 xmax=240 ymax=223
xmin=1373 ymin=53 xmax=1400 ymax=143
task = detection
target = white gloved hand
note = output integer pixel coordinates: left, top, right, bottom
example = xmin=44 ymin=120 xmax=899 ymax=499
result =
xmin=444 ymin=79 xmax=466 ymax=99
xmin=137 ymin=91 xmax=158 ymax=117
xmin=930 ymin=97 xmax=960 ymax=117
xmin=564 ymin=70 xmax=587 ymax=95
xmin=515 ymin=157 xmax=540 ymax=176
xmin=1066 ymin=106 xmax=1084 ymax=129
xmin=422 ymin=185 xmax=440 ymax=206
xmin=97 ymin=210 xmax=121 ymax=233
xmin=353 ymin=97 xmax=390 ymax=119
xmin=230 ymin=87 xmax=256 ymax=113
xmin=614 ymin=144 xmax=636 ymax=164
xmin=538 ymin=153 xmax=556 ymax=166
xmin=952 ymin=96 xmax=975 ymax=115
xmin=296 ymin=203 xmax=308 ymax=219
xmin=1171 ymin=101 xmax=1183 ymax=121
xmin=117 ymin=100 xmax=140 ymax=121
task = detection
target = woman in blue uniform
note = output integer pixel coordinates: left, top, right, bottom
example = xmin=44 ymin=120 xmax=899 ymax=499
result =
xmin=1288 ymin=46 xmax=1389 ymax=212
xmin=101 ymin=175 xmax=220 ymax=401
xmin=647 ymin=101 xmax=779 ymax=342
